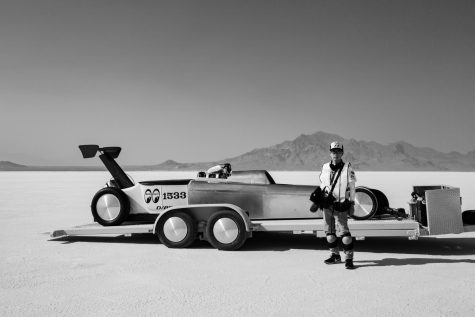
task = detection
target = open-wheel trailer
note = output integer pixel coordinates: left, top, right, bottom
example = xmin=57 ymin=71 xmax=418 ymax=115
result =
xmin=51 ymin=186 xmax=475 ymax=250
xmin=50 ymin=145 xmax=475 ymax=250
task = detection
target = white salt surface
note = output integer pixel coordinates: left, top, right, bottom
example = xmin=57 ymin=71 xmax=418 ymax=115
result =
xmin=1 ymin=172 xmax=475 ymax=316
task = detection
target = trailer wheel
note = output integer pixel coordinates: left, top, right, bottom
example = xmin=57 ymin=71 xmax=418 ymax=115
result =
xmin=351 ymin=187 xmax=378 ymax=220
xmin=91 ymin=187 xmax=130 ymax=226
xmin=462 ymin=210 xmax=475 ymax=225
xmin=206 ymin=210 xmax=247 ymax=251
xmin=156 ymin=212 xmax=197 ymax=248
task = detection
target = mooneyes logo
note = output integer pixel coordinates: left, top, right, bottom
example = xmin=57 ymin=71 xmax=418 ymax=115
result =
xmin=152 ymin=189 xmax=160 ymax=203
xmin=144 ymin=188 xmax=160 ymax=204
xmin=144 ymin=189 xmax=152 ymax=203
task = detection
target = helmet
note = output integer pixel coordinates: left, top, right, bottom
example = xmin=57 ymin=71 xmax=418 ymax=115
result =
xmin=222 ymin=163 xmax=232 ymax=173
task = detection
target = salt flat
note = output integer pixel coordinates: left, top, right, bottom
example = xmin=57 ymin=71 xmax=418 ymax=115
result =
xmin=1 ymin=172 xmax=474 ymax=316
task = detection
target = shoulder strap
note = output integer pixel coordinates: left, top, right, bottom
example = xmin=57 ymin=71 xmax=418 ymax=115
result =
xmin=329 ymin=165 xmax=343 ymax=194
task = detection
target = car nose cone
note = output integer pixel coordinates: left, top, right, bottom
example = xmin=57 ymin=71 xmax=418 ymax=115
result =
xmin=96 ymin=194 xmax=121 ymax=221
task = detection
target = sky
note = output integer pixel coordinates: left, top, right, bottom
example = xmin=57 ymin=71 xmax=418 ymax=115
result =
xmin=0 ymin=0 xmax=474 ymax=165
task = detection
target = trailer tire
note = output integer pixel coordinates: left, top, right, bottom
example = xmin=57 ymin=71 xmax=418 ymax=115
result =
xmin=156 ymin=212 xmax=197 ymax=248
xmin=91 ymin=187 xmax=130 ymax=226
xmin=352 ymin=187 xmax=378 ymax=220
xmin=462 ymin=210 xmax=475 ymax=225
xmin=206 ymin=210 xmax=247 ymax=251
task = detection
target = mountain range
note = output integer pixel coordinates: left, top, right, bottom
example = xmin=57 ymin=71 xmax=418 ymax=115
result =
xmin=152 ymin=131 xmax=475 ymax=171
xmin=2 ymin=131 xmax=475 ymax=171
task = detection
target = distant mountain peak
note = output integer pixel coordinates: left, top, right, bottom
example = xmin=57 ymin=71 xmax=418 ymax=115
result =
xmin=0 ymin=161 xmax=27 ymax=170
xmin=161 ymin=159 xmax=178 ymax=165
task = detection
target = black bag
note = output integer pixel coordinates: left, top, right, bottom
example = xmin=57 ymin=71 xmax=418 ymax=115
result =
xmin=320 ymin=193 xmax=336 ymax=209
xmin=309 ymin=165 xmax=343 ymax=211
xmin=333 ymin=199 xmax=351 ymax=212
xmin=310 ymin=187 xmax=325 ymax=204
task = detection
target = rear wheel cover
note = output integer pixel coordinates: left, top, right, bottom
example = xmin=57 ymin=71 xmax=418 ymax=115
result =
xmin=206 ymin=210 xmax=247 ymax=251
xmin=212 ymin=217 xmax=239 ymax=244
xmin=156 ymin=212 xmax=196 ymax=248
xmin=163 ymin=217 xmax=188 ymax=243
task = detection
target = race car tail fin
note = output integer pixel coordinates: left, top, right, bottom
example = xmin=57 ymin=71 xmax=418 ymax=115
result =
xmin=78 ymin=145 xmax=133 ymax=189
xmin=79 ymin=145 xmax=99 ymax=158
xmin=79 ymin=145 xmax=121 ymax=159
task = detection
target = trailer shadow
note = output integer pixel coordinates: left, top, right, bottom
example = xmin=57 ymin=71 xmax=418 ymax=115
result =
xmin=240 ymin=232 xmax=475 ymax=256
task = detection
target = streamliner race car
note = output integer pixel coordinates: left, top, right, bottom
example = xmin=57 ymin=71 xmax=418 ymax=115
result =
xmin=50 ymin=145 xmax=475 ymax=251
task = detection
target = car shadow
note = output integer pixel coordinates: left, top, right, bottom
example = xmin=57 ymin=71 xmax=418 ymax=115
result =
xmin=50 ymin=232 xmax=475 ymax=256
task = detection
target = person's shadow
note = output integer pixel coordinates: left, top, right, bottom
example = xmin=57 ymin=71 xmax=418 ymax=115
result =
xmin=354 ymin=257 xmax=475 ymax=267
xmin=241 ymin=232 xmax=475 ymax=256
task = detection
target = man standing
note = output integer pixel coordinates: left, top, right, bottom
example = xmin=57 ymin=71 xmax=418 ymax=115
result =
xmin=319 ymin=141 xmax=357 ymax=269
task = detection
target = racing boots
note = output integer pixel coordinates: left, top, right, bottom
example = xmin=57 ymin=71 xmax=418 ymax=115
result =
xmin=345 ymin=259 xmax=355 ymax=269
xmin=324 ymin=253 xmax=341 ymax=264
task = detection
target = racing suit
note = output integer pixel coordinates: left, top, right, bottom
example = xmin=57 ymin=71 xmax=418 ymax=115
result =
xmin=319 ymin=161 xmax=356 ymax=260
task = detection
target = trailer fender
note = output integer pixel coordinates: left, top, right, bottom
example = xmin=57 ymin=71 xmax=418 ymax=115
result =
xmin=153 ymin=204 xmax=252 ymax=234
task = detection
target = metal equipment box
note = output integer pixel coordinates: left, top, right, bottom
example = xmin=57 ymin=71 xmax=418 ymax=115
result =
xmin=412 ymin=185 xmax=463 ymax=235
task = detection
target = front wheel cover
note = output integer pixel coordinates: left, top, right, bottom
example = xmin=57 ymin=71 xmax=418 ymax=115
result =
xmin=91 ymin=187 xmax=130 ymax=226
xmin=206 ymin=210 xmax=247 ymax=251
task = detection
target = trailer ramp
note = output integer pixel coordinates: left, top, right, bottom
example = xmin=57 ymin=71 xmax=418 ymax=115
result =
xmin=51 ymin=223 xmax=154 ymax=238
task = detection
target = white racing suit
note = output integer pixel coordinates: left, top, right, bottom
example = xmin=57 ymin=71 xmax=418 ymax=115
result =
xmin=319 ymin=161 xmax=356 ymax=260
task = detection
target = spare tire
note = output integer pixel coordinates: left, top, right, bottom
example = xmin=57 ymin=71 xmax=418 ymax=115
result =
xmin=352 ymin=187 xmax=378 ymax=220
xmin=369 ymin=188 xmax=390 ymax=214
xmin=462 ymin=210 xmax=475 ymax=225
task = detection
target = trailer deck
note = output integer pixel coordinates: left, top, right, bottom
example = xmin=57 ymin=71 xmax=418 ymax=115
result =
xmin=252 ymin=218 xmax=421 ymax=238
xmin=51 ymin=218 xmax=423 ymax=240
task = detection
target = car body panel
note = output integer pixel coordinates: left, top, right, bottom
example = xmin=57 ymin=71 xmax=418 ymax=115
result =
xmin=188 ymin=180 xmax=319 ymax=219
xmin=121 ymin=171 xmax=322 ymax=221
xmin=123 ymin=182 xmax=190 ymax=215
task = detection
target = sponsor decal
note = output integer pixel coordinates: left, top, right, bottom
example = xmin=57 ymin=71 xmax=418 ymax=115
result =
xmin=143 ymin=185 xmax=188 ymax=211
xmin=156 ymin=205 xmax=173 ymax=211
xmin=144 ymin=189 xmax=152 ymax=203
xmin=152 ymin=189 xmax=160 ymax=203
